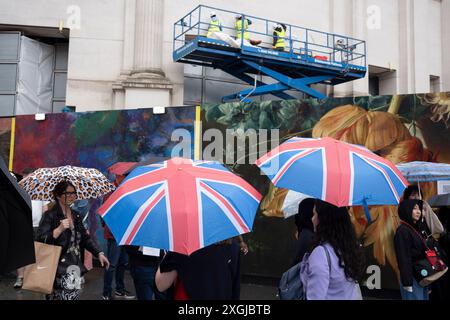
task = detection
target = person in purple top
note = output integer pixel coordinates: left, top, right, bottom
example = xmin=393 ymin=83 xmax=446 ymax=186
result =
xmin=300 ymin=200 xmax=365 ymax=300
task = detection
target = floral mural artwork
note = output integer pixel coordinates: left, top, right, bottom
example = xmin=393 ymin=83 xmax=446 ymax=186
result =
xmin=12 ymin=107 xmax=195 ymax=174
xmin=5 ymin=106 xmax=196 ymax=250
xmin=201 ymin=93 xmax=450 ymax=288
xmin=419 ymin=92 xmax=450 ymax=129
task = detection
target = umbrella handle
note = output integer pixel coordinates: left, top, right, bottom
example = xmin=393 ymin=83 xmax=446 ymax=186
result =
xmin=418 ymin=181 xmax=422 ymax=200
xmin=362 ymin=198 xmax=372 ymax=224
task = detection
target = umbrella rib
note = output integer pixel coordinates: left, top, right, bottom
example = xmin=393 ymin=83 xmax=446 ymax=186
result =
xmin=121 ymin=184 xmax=166 ymax=245
xmin=358 ymin=155 xmax=401 ymax=202
xmin=199 ymin=181 xmax=249 ymax=234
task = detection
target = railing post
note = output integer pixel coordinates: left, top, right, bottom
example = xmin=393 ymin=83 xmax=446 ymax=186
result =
xmin=333 ymin=34 xmax=336 ymax=62
xmin=305 ymin=29 xmax=308 ymax=59
xmin=198 ymin=6 xmax=201 ymax=36
xmin=289 ymin=25 xmax=293 ymax=59
xmin=241 ymin=14 xmax=245 ymax=47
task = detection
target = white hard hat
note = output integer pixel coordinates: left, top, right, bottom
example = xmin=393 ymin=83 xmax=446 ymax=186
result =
xmin=210 ymin=11 xmax=216 ymax=17
xmin=235 ymin=14 xmax=242 ymax=19
xmin=272 ymin=23 xmax=278 ymax=29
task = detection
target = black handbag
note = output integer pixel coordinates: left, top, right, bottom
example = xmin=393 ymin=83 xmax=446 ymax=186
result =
xmin=401 ymin=221 xmax=448 ymax=287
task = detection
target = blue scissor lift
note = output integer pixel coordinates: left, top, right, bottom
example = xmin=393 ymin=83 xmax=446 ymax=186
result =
xmin=173 ymin=6 xmax=367 ymax=102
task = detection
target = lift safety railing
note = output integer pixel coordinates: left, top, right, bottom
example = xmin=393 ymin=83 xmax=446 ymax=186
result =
xmin=173 ymin=5 xmax=366 ymax=69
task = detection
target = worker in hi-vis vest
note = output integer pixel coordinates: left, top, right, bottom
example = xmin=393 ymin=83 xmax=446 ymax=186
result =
xmin=272 ymin=23 xmax=287 ymax=51
xmin=207 ymin=11 xmax=222 ymax=38
xmin=235 ymin=14 xmax=262 ymax=45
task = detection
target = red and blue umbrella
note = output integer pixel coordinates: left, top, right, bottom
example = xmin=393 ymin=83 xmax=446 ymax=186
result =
xmin=107 ymin=162 xmax=137 ymax=176
xmin=98 ymin=157 xmax=261 ymax=255
xmin=255 ymin=137 xmax=408 ymax=222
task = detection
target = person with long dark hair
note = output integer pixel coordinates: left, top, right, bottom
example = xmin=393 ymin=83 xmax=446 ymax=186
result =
xmin=37 ymin=180 xmax=110 ymax=300
xmin=394 ymin=199 xmax=429 ymax=300
xmin=300 ymin=199 xmax=365 ymax=300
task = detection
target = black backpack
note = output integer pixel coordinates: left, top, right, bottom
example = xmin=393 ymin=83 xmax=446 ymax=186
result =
xmin=278 ymin=245 xmax=331 ymax=300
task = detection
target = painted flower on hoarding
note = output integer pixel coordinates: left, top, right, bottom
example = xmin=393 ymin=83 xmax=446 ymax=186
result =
xmin=418 ymin=92 xmax=450 ymax=128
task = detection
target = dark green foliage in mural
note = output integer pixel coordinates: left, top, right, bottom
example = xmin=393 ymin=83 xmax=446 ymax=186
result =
xmin=73 ymin=111 xmax=121 ymax=147
xmin=205 ymin=100 xmax=301 ymax=131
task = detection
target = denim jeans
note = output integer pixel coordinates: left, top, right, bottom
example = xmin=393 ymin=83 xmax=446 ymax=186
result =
xmin=103 ymin=239 xmax=128 ymax=297
xmin=400 ymin=279 xmax=429 ymax=300
xmin=130 ymin=265 xmax=166 ymax=300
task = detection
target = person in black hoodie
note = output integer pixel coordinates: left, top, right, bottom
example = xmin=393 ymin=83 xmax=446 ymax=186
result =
xmin=291 ymin=198 xmax=315 ymax=266
xmin=394 ymin=199 xmax=429 ymax=300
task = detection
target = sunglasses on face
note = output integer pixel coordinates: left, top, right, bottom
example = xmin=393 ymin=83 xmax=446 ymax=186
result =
xmin=63 ymin=191 xmax=77 ymax=196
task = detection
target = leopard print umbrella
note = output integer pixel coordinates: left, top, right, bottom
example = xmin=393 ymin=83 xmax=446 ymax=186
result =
xmin=19 ymin=166 xmax=115 ymax=201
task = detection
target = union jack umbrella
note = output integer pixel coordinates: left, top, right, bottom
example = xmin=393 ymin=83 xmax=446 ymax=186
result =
xmin=255 ymin=137 xmax=408 ymax=211
xmin=98 ymin=157 xmax=262 ymax=255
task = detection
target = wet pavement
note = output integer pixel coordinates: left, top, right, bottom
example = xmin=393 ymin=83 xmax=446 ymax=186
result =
xmin=1 ymin=269 xmax=400 ymax=300
xmin=0 ymin=268 xmax=279 ymax=300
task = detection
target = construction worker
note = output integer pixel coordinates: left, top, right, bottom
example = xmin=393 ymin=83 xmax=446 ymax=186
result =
xmin=272 ymin=23 xmax=287 ymax=51
xmin=235 ymin=14 xmax=261 ymax=45
xmin=207 ymin=11 xmax=222 ymax=38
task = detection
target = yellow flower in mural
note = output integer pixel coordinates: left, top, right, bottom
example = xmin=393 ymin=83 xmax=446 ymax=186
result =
xmin=419 ymin=92 xmax=450 ymax=128
xmin=260 ymin=182 xmax=288 ymax=218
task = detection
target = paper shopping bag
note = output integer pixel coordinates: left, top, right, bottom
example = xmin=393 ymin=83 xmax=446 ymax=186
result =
xmin=23 ymin=242 xmax=62 ymax=294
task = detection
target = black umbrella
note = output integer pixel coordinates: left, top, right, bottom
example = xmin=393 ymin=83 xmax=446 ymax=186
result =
xmin=428 ymin=193 xmax=450 ymax=207
xmin=0 ymin=157 xmax=35 ymax=273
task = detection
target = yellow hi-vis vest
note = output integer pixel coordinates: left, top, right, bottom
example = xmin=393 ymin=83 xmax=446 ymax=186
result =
xmin=235 ymin=19 xmax=249 ymax=40
xmin=274 ymin=29 xmax=286 ymax=48
xmin=207 ymin=20 xmax=220 ymax=38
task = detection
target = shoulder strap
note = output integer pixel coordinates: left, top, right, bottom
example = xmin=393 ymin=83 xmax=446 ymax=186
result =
xmin=322 ymin=245 xmax=332 ymax=274
xmin=400 ymin=221 xmax=429 ymax=249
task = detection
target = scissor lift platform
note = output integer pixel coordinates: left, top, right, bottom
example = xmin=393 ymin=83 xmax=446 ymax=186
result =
xmin=174 ymin=6 xmax=367 ymax=101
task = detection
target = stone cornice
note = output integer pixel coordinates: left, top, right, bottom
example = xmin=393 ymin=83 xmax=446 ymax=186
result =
xmin=113 ymin=72 xmax=173 ymax=90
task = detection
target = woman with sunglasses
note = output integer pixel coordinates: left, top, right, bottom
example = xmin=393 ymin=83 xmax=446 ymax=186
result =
xmin=37 ymin=180 xmax=110 ymax=300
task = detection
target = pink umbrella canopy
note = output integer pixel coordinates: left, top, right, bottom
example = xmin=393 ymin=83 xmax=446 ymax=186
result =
xmin=99 ymin=157 xmax=262 ymax=255
xmin=256 ymin=137 xmax=409 ymax=208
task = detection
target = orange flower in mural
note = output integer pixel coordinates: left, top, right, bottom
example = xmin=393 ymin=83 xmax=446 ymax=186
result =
xmin=312 ymin=104 xmax=435 ymax=278
xmin=312 ymin=104 xmax=411 ymax=150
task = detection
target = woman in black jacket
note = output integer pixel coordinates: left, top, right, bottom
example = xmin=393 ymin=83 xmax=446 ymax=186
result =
xmin=37 ymin=181 xmax=109 ymax=300
xmin=394 ymin=199 xmax=429 ymax=300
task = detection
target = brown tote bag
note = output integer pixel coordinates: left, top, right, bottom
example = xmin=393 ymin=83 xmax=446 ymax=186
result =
xmin=23 ymin=242 xmax=62 ymax=294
